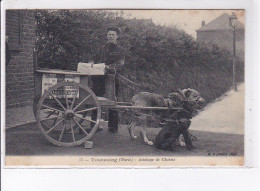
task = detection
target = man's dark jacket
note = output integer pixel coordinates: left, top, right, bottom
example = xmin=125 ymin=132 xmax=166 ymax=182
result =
xmin=95 ymin=43 xmax=125 ymax=71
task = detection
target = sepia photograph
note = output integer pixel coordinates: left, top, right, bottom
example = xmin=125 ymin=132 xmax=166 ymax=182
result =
xmin=3 ymin=9 xmax=245 ymax=167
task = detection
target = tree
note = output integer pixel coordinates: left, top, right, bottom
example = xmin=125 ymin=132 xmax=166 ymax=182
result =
xmin=35 ymin=10 xmax=244 ymax=103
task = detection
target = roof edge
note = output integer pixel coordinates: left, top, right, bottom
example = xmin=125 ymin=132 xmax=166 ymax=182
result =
xmin=196 ymin=28 xmax=244 ymax=32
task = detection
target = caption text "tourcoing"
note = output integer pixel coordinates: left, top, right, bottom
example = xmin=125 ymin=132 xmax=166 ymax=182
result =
xmin=78 ymin=157 xmax=176 ymax=163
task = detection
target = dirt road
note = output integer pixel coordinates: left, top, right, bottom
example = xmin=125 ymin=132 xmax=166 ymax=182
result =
xmin=190 ymin=83 xmax=244 ymax=135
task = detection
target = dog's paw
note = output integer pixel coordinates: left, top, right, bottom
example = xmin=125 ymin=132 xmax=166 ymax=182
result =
xmin=178 ymin=135 xmax=186 ymax=147
xmin=191 ymin=145 xmax=196 ymax=149
xmin=186 ymin=147 xmax=193 ymax=151
xmin=186 ymin=144 xmax=196 ymax=151
xmin=145 ymin=140 xmax=154 ymax=146
xmin=131 ymin=135 xmax=138 ymax=140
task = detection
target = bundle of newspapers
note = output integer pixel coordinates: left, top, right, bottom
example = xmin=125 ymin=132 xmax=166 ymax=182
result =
xmin=77 ymin=62 xmax=105 ymax=75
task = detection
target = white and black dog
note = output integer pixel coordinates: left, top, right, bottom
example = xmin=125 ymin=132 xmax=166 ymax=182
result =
xmin=127 ymin=88 xmax=205 ymax=151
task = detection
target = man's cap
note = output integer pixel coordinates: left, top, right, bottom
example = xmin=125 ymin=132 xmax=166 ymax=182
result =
xmin=107 ymin=27 xmax=120 ymax=35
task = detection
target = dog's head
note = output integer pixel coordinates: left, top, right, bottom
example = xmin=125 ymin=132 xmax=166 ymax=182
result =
xmin=167 ymin=88 xmax=205 ymax=112
xmin=182 ymin=88 xmax=205 ymax=110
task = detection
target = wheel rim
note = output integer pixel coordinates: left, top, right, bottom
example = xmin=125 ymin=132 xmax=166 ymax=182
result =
xmin=36 ymin=82 xmax=101 ymax=146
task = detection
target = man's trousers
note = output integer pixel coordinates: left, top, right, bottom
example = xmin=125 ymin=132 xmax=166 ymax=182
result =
xmin=91 ymin=75 xmax=119 ymax=132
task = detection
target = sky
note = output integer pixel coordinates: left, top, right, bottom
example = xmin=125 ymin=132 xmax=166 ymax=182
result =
xmin=119 ymin=10 xmax=245 ymax=39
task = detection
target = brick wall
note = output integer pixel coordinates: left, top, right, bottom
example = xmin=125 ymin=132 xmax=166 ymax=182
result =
xmin=6 ymin=10 xmax=36 ymax=108
xmin=197 ymin=29 xmax=245 ymax=60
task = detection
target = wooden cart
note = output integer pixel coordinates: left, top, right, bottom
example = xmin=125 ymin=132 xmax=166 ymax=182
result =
xmin=34 ymin=67 xmax=119 ymax=147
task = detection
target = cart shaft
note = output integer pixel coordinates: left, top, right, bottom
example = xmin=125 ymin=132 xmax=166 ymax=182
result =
xmin=114 ymin=105 xmax=182 ymax=110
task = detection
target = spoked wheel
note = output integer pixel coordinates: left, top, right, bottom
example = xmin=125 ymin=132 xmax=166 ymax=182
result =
xmin=36 ymin=82 xmax=101 ymax=146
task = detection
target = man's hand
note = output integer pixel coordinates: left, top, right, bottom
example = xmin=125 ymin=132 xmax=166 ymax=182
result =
xmin=119 ymin=59 xmax=124 ymax=66
xmin=90 ymin=62 xmax=94 ymax=68
xmin=105 ymin=65 xmax=116 ymax=75
xmin=105 ymin=65 xmax=110 ymax=70
xmin=105 ymin=58 xmax=124 ymax=74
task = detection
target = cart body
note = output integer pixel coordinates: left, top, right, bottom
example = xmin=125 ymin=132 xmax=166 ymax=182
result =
xmin=34 ymin=69 xmax=116 ymax=107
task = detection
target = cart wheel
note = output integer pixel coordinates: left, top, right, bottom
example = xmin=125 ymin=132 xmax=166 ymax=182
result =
xmin=36 ymin=82 xmax=101 ymax=147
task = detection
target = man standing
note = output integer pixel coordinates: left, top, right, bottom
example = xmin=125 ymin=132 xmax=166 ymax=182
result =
xmin=92 ymin=27 xmax=125 ymax=133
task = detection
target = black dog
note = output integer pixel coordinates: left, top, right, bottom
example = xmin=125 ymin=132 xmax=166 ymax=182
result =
xmin=155 ymin=89 xmax=205 ymax=151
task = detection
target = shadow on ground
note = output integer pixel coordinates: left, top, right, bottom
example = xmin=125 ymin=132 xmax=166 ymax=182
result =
xmin=5 ymin=123 xmax=244 ymax=157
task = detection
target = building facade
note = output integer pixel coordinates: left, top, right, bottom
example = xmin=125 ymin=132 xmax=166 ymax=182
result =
xmin=196 ymin=13 xmax=244 ymax=60
xmin=6 ymin=10 xmax=36 ymax=108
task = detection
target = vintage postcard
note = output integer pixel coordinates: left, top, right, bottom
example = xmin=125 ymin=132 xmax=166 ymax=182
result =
xmin=3 ymin=8 xmax=245 ymax=167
